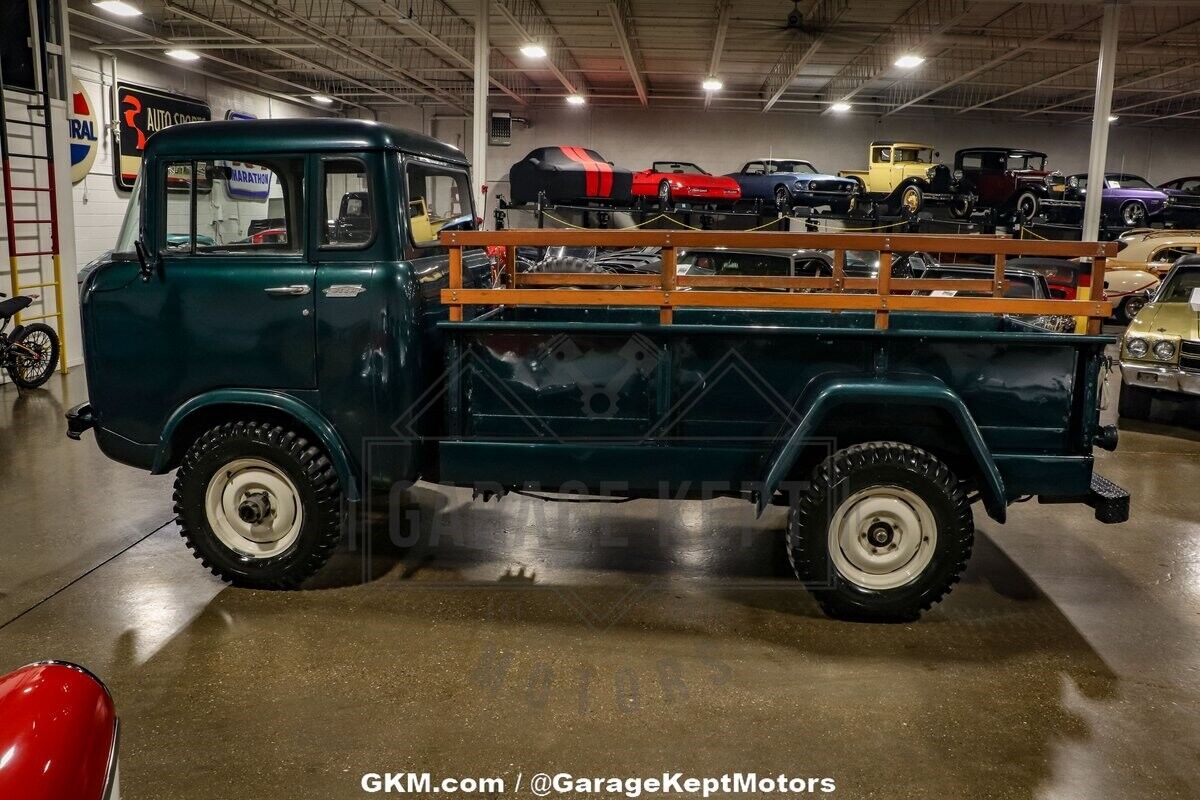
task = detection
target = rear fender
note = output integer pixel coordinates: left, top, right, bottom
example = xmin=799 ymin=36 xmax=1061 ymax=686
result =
xmin=758 ymin=374 xmax=1006 ymax=522
xmin=151 ymin=389 xmax=360 ymax=501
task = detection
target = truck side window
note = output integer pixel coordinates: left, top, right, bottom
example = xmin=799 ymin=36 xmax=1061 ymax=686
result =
xmin=405 ymin=160 xmax=474 ymax=251
xmin=160 ymin=159 xmax=301 ymax=254
xmin=321 ymin=159 xmax=373 ymax=248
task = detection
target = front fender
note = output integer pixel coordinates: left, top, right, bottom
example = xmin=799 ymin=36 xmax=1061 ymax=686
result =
xmin=151 ymin=389 xmax=360 ymax=501
xmin=758 ymin=374 xmax=1007 ymax=522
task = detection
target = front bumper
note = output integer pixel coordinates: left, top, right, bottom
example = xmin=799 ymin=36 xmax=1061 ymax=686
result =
xmin=1120 ymin=362 xmax=1200 ymax=395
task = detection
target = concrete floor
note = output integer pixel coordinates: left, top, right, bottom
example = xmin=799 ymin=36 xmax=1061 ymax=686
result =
xmin=1 ymin=363 xmax=1198 ymax=799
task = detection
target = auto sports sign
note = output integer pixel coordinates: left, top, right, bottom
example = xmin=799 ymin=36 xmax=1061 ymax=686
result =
xmin=68 ymin=76 xmax=99 ymax=184
xmin=114 ymin=82 xmax=210 ymax=190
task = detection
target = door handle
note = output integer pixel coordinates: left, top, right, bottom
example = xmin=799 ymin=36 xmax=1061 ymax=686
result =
xmin=264 ymin=285 xmax=311 ymax=296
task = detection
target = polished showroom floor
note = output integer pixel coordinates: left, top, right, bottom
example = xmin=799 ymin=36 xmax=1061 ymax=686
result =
xmin=1 ymin=360 xmax=1198 ymax=800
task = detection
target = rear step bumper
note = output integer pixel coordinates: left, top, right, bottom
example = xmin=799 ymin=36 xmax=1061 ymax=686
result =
xmin=1087 ymin=473 xmax=1130 ymax=524
xmin=65 ymin=402 xmax=97 ymax=440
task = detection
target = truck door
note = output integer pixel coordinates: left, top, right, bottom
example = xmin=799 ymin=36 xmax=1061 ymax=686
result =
xmin=154 ymin=157 xmax=317 ymax=391
xmin=870 ymin=146 xmax=891 ymax=191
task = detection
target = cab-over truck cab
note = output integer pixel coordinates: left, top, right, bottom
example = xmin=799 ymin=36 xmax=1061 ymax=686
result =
xmin=69 ymin=118 xmax=483 ymax=578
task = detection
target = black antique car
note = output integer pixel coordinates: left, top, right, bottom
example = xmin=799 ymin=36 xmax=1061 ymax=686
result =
xmin=508 ymin=146 xmax=634 ymax=206
xmin=1157 ymin=176 xmax=1200 ymax=227
xmin=951 ymin=147 xmax=1078 ymax=221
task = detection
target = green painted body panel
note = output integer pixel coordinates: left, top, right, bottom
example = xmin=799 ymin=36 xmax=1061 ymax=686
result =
xmin=76 ymin=120 xmax=1114 ymax=524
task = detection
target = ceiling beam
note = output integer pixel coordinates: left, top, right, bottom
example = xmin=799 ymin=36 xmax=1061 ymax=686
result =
xmin=818 ymin=0 xmax=972 ymax=106
xmin=704 ymin=0 xmax=732 ymax=110
xmin=161 ymin=2 xmax=412 ymax=108
xmin=493 ymin=0 xmax=585 ymax=96
xmin=761 ymin=0 xmax=851 ymax=112
xmin=71 ymin=7 xmax=377 ymax=112
xmin=607 ymin=0 xmax=647 ymax=106
xmin=201 ymin=0 xmax=468 ymax=111
xmin=372 ymin=0 xmax=529 ymax=106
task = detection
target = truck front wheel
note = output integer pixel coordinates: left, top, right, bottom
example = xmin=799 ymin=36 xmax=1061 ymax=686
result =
xmin=173 ymin=421 xmax=344 ymax=588
xmin=899 ymin=185 xmax=924 ymax=215
xmin=787 ymin=442 xmax=973 ymax=622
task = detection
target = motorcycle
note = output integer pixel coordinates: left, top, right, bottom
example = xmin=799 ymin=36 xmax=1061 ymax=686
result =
xmin=0 ymin=291 xmax=60 ymax=388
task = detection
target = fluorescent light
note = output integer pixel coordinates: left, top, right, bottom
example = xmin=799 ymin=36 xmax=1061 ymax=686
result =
xmin=566 ymin=94 xmax=586 ymax=106
xmin=310 ymin=94 xmax=335 ymax=105
xmin=165 ymin=49 xmax=201 ymax=62
xmin=520 ymin=43 xmax=547 ymax=58
xmin=894 ymin=54 xmax=925 ymax=68
xmin=92 ymin=1 xmax=142 ymax=16
xmin=1108 ymin=114 xmax=1120 ymax=122
xmin=702 ymin=77 xmax=724 ymax=92
xmin=830 ymin=102 xmax=852 ymax=113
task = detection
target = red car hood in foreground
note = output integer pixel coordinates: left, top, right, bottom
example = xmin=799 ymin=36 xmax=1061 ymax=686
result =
xmin=0 ymin=662 xmax=118 ymax=800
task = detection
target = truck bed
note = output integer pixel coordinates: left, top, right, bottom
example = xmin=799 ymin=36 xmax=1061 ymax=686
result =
xmin=435 ymin=307 xmax=1112 ymax=508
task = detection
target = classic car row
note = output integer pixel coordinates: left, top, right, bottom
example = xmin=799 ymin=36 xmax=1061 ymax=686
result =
xmin=506 ymin=143 xmax=1200 ymax=227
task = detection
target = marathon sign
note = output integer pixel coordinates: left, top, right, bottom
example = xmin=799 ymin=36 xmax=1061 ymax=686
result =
xmin=217 ymin=160 xmax=274 ymax=201
xmin=114 ymin=82 xmax=210 ymax=190
xmin=68 ymin=75 xmax=98 ymax=184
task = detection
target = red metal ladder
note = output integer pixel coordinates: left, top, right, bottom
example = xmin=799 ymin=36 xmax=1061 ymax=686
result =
xmin=0 ymin=0 xmax=68 ymax=375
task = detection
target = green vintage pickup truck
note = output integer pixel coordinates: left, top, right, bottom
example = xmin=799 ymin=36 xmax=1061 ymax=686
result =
xmin=68 ymin=119 xmax=1128 ymax=622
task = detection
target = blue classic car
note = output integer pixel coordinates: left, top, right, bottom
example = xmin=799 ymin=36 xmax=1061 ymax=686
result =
xmin=727 ymin=158 xmax=857 ymax=213
xmin=1065 ymin=172 xmax=1169 ymax=227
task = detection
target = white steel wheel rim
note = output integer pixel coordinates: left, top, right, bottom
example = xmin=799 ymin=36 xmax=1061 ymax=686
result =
xmin=204 ymin=457 xmax=304 ymax=559
xmin=902 ymin=190 xmax=919 ymax=212
xmin=828 ymin=485 xmax=937 ymax=591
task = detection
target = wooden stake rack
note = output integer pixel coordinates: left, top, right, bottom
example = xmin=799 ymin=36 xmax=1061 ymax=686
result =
xmin=440 ymin=229 xmax=1116 ymax=333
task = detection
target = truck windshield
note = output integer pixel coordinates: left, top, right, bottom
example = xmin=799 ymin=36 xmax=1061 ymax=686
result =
xmin=1157 ymin=268 xmax=1200 ymax=302
xmin=114 ymin=170 xmax=144 ymax=254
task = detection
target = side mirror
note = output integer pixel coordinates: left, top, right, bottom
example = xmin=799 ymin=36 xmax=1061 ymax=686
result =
xmin=1190 ymin=287 xmax=1200 ymax=313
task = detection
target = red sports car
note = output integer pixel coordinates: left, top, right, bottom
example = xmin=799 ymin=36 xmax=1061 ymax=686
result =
xmin=632 ymin=161 xmax=741 ymax=208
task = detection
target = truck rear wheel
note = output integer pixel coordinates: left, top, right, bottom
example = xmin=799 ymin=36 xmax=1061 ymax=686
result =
xmin=173 ymin=421 xmax=344 ymax=588
xmin=786 ymin=442 xmax=973 ymax=622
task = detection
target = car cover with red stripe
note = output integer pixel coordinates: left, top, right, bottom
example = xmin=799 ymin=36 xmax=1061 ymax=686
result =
xmin=509 ymin=146 xmax=633 ymax=205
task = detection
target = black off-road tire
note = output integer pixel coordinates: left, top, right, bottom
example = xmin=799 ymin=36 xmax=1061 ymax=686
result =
xmin=173 ymin=421 xmax=344 ymax=588
xmin=787 ymin=441 xmax=974 ymax=622
xmin=7 ymin=322 xmax=59 ymax=389
xmin=1117 ymin=381 xmax=1153 ymax=420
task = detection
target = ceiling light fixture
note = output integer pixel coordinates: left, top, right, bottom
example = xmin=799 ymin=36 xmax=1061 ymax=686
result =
xmin=92 ymin=1 xmax=142 ymax=17
xmin=830 ymin=102 xmax=852 ymax=113
xmin=520 ymin=43 xmax=547 ymax=58
xmin=566 ymin=94 xmax=586 ymax=106
xmin=702 ymin=77 xmax=724 ymax=92
xmin=311 ymin=94 xmax=335 ymax=105
xmin=894 ymin=54 xmax=925 ymax=69
xmin=165 ymin=49 xmax=201 ymax=62
xmin=1108 ymin=114 xmax=1120 ymax=122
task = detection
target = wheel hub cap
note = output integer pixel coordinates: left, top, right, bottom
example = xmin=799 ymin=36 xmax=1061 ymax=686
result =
xmin=204 ymin=458 xmax=303 ymax=558
xmin=828 ymin=485 xmax=937 ymax=590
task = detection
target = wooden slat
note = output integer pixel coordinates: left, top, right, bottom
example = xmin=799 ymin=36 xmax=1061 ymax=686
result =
xmin=875 ymin=252 xmax=892 ymax=330
xmin=505 ymin=245 xmax=517 ymax=287
xmin=440 ymin=288 xmax=1112 ymax=317
xmin=517 ymin=273 xmax=658 ymax=287
xmin=448 ymin=246 xmax=463 ymax=321
xmin=442 ymin=229 xmax=1117 ymax=259
xmin=660 ymin=247 xmax=677 ymax=324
